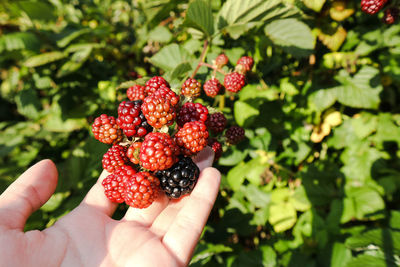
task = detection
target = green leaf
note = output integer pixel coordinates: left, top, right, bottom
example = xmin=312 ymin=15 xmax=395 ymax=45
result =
xmin=234 ymin=100 xmax=260 ymax=127
xmin=260 ymin=245 xmax=277 ymax=267
xmin=290 ymin=185 xmax=312 ymax=212
xmin=335 ymin=66 xmax=382 ymax=109
xmin=24 ymin=51 xmax=66 ymax=67
xmin=183 ymin=0 xmax=214 ymax=37
xmin=0 ymin=32 xmax=40 ymax=52
xmin=57 ymin=28 xmax=92 ymax=48
xmin=40 ymin=192 xmax=70 ymax=212
xmin=264 ymin=18 xmax=315 ymax=57
xmin=15 ymin=89 xmax=41 ymax=120
xmin=346 ymin=186 xmax=385 ymax=220
xmin=149 ymin=44 xmax=191 ymax=71
xmin=148 ymin=26 xmax=173 ymax=43
xmin=330 ymin=242 xmax=352 ymax=267
xmin=217 ymin=0 xmax=298 ymax=38
xmin=308 ymin=87 xmax=338 ymax=112
xmin=303 ymin=0 xmax=326 ymax=12
xmin=269 ymin=201 xmax=297 ymax=232
xmin=13 ymin=1 xmax=56 ymax=21
xmin=219 ymin=146 xmax=248 ymax=166
xmin=227 ymin=161 xmax=247 ymax=191
xmin=346 ymin=254 xmax=389 ymax=267
xmin=56 ymin=47 xmax=92 ymax=78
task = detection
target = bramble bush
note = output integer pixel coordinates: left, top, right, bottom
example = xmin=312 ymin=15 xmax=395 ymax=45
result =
xmin=1 ymin=0 xmax=400 ymax=266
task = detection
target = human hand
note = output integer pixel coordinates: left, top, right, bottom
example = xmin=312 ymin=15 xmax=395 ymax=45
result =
xmin=0 ymin=147 xmax=221 ymax=267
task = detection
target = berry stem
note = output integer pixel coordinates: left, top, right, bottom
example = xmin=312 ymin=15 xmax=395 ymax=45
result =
xmin=191 ymin=39 xmax=209 ymax=79
xmin=200 ymin=62 xmax=227 ymax=75
xmin=219 ymin=95 xmax=225 ymax=110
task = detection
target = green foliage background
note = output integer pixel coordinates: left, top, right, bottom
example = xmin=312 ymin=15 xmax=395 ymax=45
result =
xmin=1 ymin=0 xmax=400 ymax=266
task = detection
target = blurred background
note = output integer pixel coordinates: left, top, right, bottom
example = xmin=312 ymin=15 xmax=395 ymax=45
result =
xmin=1 ymin=0 xmax=400 ymax=266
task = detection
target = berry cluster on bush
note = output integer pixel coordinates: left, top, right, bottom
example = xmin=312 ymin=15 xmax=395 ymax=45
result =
xmin=91 ymin=54 xmax=252 ymax=209
xmin=361 ymin=0 xmax=399 ymax=24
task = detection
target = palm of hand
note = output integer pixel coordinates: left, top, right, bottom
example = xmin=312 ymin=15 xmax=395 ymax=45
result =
xmin=0 ymin=148 xmax=220 ymax=267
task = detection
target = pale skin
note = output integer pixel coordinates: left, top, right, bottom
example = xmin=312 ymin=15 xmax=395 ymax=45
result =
xmin=0 ymin=147 xmax=221 ymax=267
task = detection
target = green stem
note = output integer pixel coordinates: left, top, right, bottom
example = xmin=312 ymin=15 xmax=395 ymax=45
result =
xmin=191 ymin=39 xmax=209 ymax=79
xmin=219 ymin=95 xmax=225 ymax=110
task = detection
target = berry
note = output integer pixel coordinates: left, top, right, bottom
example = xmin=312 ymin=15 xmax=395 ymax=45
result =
xmin=208 ymin=138 xmax=222 ymax=162
xmin=102 ymin=144 xmax=129 ymax=173
xmin=206 ymin=112 xmax=227 ymax=134
xmin=92 ymin=114 xmax=123 ymax=144
xmin=124 ymin=172 xmax=160 ymax=209
xmin=224 ymin=72 xmax=246 ymax=93
xmin=361 ymin=0 xmax=388 ymax=15
xmin=225 ymin=126 xmax=245 ymax=145
xmin=141 ymin=95 xmax=177 ymax=129
xmin=181 ymin=78 xmax=201 ymax=98
xmin=152 ymin=86 xmax=180 ymax=106
xmin=383 ymin=7 xmax=399 ymax=24
xmin=177 ymin=102 xmax=208 ymax=127
xmin=236 ymin=56 xmax=254 ymax=74
xmin=215 ymin=53 xmax=229 ymax=68
xmin=127 ymin=84 xmax=146 ymax=101
xmin=117 ymin=100 xmax=153 ymax=137
xmin=145 ymin=76 xmax=169 ymax=96
xmin=102 ymin=165 xmax=137 ymax=203
xmin=127 ymin=142 xmax=142 ymax=164
xmin=139 ymin=132 xmax=180 ymax=171
xmin=156 ymin=156 xmax=200 ymax=199
xmin=175 ymin=121 xmax=209 ymax=156
xmin=203 ymin=78 xmax=222 ymax=98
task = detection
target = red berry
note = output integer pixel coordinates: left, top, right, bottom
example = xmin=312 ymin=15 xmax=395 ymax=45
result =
xmin=139 ymin=132 xmax=180 ymax=171
xmin=141 ymin=95 xmax=177 ymax=129
xmin=215 ymin=53 xmax=229 ymax=68
xmin=117 ymin=100 xmax=153 ymax=137
xmin=92 ymin=114 xmax=123 ymax=144
xmin=123 ymin=172 xmax=160 ymax=209
xmin=203 ymin=78 xmax=222 ymax=97
xmin=236 ymin=56 xmax=254 ymax=74
xmin=102 ymin=165 xmax=137 ymax=203
xmin=224 ymin=72 xmax=246 ymax=93
xmin=127 ymin=142 xmax=142 ymax=165
xmin=181 ymin=78 xmax=201 ymax=98
xmin=177 ymin=102 xmax=208 ymax=128
xmin=206 ymin=112 xmax=227 ymax=134
xmin=361 ymin=0 xmax=388 ymax=14
xmin=145 ymin=76 xmax=169 ymax=96
xmin=152 ymin=86 xmax=180 ymax=106
xmin=225 ymin=126 xmax=245 ymax=145
xmin=208 ymin=138 xmax=222 ymax=162
xmin=102 ymin=144 xmax=129 ymax=173
xmin=127 ymin=84 xmax=146 ymax=101
xmin=383 ymin=7 xmax=399 ymax=24
xmin=175 ymin=121 xmax=209 ymax=156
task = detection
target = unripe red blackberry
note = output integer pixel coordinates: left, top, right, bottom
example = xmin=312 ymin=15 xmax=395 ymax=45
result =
xmin=145 ymin=76 xmax=170 ymax=96
xmin=155 ymin=156 xmax=200 ymax=199
xmin=102 ymin=144 xmax=129 ymax=173
xmin=127 ymin=84 xmax=146 ymax=101
xmin=139 ymin=132 xmax=180 ymax=171
xmin=175 ymin=121 xmax=209 ymax=156
xmin=203 ymin=78 xmax=222 ymax=98
xmin=102 ymin=165 xmax=137 ymax=203
xmin=236 ymin=56 xmax=254 ymax=74
xmin=181 ymin=78 xmax=201 ymax=98
xmin=383 ymin=7 xmax=399 ymax=24
xmin=215 ymin=53 xmax=229 ymax=68
xmin=177 ymin=102 xmax=208 ymax=128
xmin=92 ymin=114 xmax=123 ymax=144
xmin=361 ymin=0 xmax=388 ymax=14
xmin=152 ymin=86 xmax=180 ymax=106
xmin=206 ymin=112 xmax=227 ymax=134
xmin=225 ymin=126 xmax=245 ymax=145
xmin=141 ymin=95 xmax=177 ymax=129
xmin=117 ymin=100 xmax=153 ymax=137
xmin=126 ymin=142 xmax=142 ymax=165
xmin=123 ymin=171 xmax=160 ymax=209
xmin=208 ymin=138 xmax=222 ymax=162
xmin=224 ymin=72 xmax=246 ymax=93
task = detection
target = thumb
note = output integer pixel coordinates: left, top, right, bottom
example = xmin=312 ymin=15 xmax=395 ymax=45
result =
xmin=0 ymin=159 xmax=58 ymax=230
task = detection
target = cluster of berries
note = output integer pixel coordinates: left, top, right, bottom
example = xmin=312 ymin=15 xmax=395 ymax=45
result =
xmin=361 ymin=0 xmax=399 ymax=24
xmin=91 ymin=55 xmax=251 ymax=209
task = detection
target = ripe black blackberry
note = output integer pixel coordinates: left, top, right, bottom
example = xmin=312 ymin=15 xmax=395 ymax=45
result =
xmin=155 ymin=156 xmax=200 ymax=199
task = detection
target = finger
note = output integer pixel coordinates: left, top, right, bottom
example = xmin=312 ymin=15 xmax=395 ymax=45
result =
xmin=0 ymin=159 xmax=58 ymax=230
xmin=122 ymin=192 xmax=169 ymax=225
xmin=192 ymin=146 xmax=215 ymax=171
xmin=149 ymin=196 xmax=190 ymax=237
xmin=80 ymin=170 xmax=118 ymax=216
xmin=162 ymin=167 xmax=221 ymax=265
